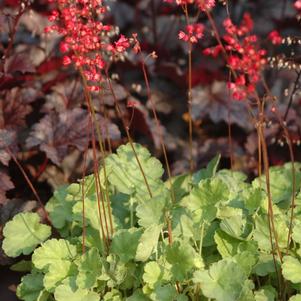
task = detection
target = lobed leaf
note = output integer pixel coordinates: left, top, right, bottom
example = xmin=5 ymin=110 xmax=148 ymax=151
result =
xmin=3 ymin=212 xmax=51 ymax=257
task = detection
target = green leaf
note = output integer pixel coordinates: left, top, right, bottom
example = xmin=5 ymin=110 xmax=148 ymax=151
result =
xmin=289 ymin=295 xmax=301 ymax=301
xmin=293 ymin=220 xmax=301 ymax=244
xmin=244 ymin=188 xmax=264 ymax=214
xmin=136 ymin=224 xmax=162 ymax=262
xmin=253 ymin=214 xmax=288 ymax=251
xmin=10 ymin=260 xmax=32 ymax=272
xmin=220 ymin=212 xmax=250 ymax=239
xmin=233 ymin=251 xmax=258 ymax=276
xmin=165 ymin=240 xmax=196 ymax=281
xmin=32 ymin=238 xmax=77 ymax=271
xmin=214 ymin=229 xmax=240 ymax=258
xmin=72 ymin=195 xmax=116 ymax=233
xmin=103 ymin=289 xmax=123 ymax=301
xmin=136 ymin=195 xmax=167 ymax=228
xmin=76 ymin=247 xmax=102 ymax=289
xmin=105 ymin=143 xmax=164 ymax=202
xmin=54 ymin=284 xmax=99 ymax=301
xmin=127 ymin=289 xmax=151 ymax=301
xmin=254 ymin=285 xmax=276 ymax=301
xmin=171 ymin=207 xmax=195 ymax=239
xmin=43 ymin=260 xmax=75 ymax=292
xmin=253 ymin=163 xmax=301 ymax=204
xmin=111 ymin=228 xmax=142 ymax=263
xmin=193 ymin=259 xmax=248 ymax=301
xmin=181 ymin=178 xmax=229 ymax=223
xmin=216 ymin=169 xmax=249 ymax=199
xmin=150 ymin=284 xmax=177 ymax=301
xmin=166 ymin=173 xmax=191 ymax=202
xmin=45 ymin=185 xmax=76 ymax=230
xmin=192 ymin=154 xmax=220 ymax=184
xmin=3 ymin=212 xmax=51 ymax=257
xmin=253 ymin=254 xmax=279 ymax=277
xmin=143 ymin=261 xmax=164 ymax=289
xmin=282 ymin=256 xmax=301 ymax=283
xmin=16 ymin=273 xmax=47 ymax=301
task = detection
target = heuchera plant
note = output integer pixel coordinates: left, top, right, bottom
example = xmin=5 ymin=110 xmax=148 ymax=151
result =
xmin=3 ymin=143 xmax=301 ymax=301
xmin=2 ymin=0 xmax=301 ymax=300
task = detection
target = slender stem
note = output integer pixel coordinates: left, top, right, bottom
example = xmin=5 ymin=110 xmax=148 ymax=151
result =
xmin=141 ymin=56 xmax=174 ymax=244
xmin=78 ymin=67 xmax=114 ymax=237
xmin=272 ymin=107 xmax=296 ymax=254
xmin=81 ymin=142 xmax=89 ymax=254
xmin=182 ymin=4 xmax=194 ymax=174
xmin=7 ymin=148 xmax=50 ymax=224
xmin=199 ymin=222 xmax=205 ymax=256
xmin=284 ymin=71 xmax=301 ymax=121
xmin=105 ymin=73 xmax=153 ymax=199
xmin=91 ymin=128 xmax=109 ymax=252
xmin=1 ymin=3 xmax=27 ymax=74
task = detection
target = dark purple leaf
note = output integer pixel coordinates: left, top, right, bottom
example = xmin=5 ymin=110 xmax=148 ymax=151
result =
xmin=0 ymin=170 xmax=14 ymax=205
xmin=26 ymin=108 xmax=120 ymax=165
xmin=1 ymin=87 xmax=33 ymax=129
xmin=0 ymin=129 xmax=17 ymax=165
xmin=4 ymin=53 xmax=35 ymax=75
xmin=191 ymin=81 xmax=253 ymax=131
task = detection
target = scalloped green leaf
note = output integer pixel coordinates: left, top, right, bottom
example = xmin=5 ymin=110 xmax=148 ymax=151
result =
xmin=214 ymin=228 xmax=240 ymax=258
xmin=192 ymin=154 xmax=220 ymax=184
xmin=253 ymin=214 xmax=288 ymax=251
xmin=150 ymin=284 xmax=177 ymax=301
xmin=16 ymin=273 xmax=49 ymax=301
xmin=165 ymin=240 xmax=196 ymax=281
xmin=193 ymin=259 xmax=248 ymax=301
xmin=43 ymin=260 xmax=76 ymax=292
xmin=254 ymin=285 xmax=276 ymax=301
xmin=136 ymin=195 xmax=167 ymax=228
xmin=54 ymin=284 xmax=99 ymax=301
xmin=253 ymin=254 xmax=280 ymax=277
xmin=45 ymin=185 xmax=76 ymax=230
xmin=143 ymin=261 xmax=164 ymax=289
xmin=3 ymin=212 xmax=51 ymax=257
xmin=135 ymin=224 xmax=162 ymax=262
xmin=253 ymin=163 xmax=301 ymax=204
xmin=111 ymin=228 xmax=142 ymax=263
xmin=282 ymin=256 xmax=301 ymax=283
xmin=32 ymin=239 xmax=77 ymax=271
xmin=76 ymin=247 xmax=102 ymax=289
xmin=105 ymin=143 xmax=164 ymax=202
xmin=72 ymin=195 xmax=116 ymax=234
xmin=181 ymin=178 xmax=229 ymax=223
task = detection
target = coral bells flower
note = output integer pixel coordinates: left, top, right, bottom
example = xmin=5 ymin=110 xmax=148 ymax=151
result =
xmin=196 ymin=0 xmax=215 ymax=11
xmin=204 ymin=13 xmax=267 ymax=100
xmin=178 ymin=23 xmax=205 ymax=43
xmin=268 ymin=30 xmax=282 ymax=45
xmin=46 ymin=0 xmax=139 ymax=91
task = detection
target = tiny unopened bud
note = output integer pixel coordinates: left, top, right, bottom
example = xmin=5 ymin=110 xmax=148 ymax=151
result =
xmin=151 ymin=51 xmax=158 ymax=59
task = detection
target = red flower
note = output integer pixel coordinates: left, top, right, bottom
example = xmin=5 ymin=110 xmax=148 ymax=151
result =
xmin=268 ymin=30 xmax=282 ymax=45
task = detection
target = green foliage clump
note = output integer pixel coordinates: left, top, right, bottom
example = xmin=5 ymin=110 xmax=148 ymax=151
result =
xmin=3 ymin=143 xmax=301 ymax=300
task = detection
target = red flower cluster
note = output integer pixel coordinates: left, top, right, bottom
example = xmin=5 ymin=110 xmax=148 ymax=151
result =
xmin=45 ymin=0 xmax=139 ymax=92
xmin=178 ymin=23 xmax=205 ymax=43
xmin=204 ymin=13 xmax=267 ymax=100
